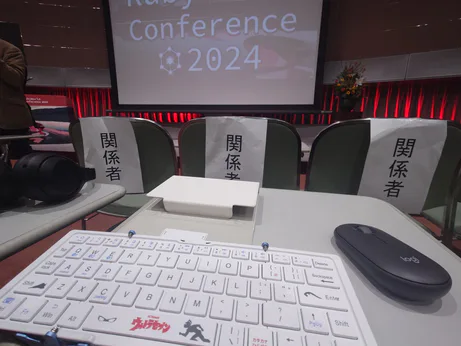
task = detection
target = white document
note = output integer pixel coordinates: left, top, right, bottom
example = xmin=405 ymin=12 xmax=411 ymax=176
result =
xmin=358 ymin=119 xmax=447 ymax=214
xmin=205 ymin=117 xmax=268 ymax=183
xmin=80 ymin=117 xmax=144 ymax=193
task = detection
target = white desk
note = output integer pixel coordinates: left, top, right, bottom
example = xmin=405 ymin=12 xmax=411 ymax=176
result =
xmin=0 ymin=183 xmax=125 ymax=260
xmin=114 ymin=188 xmax=461 ymax=346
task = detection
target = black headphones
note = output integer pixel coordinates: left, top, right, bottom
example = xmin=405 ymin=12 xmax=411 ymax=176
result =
xmin=0 ymin=153 xmax=96 ymax=207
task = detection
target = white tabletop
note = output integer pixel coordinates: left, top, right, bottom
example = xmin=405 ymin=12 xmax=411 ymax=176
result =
xmin=0 ymin=183 xmax=125 ymax=260
xmin=253 ymin=189 xmax=461 ymax=346
xmin=115 ymin=188 xmax=461 ymax=346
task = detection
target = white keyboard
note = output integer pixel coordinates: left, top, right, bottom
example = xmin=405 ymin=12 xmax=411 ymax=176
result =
xmin=0 ymin=231 xmax=377 ymax=346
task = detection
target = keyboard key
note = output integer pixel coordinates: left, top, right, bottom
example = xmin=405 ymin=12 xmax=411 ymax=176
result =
xmin=272 ymin=253 xmax=290 ymax=265
xmin=33 ymin=300 xmax=69 ymax=326
xmin=262 ymin=263 xmax=282 ymax=281
xmin=89 ymin=282 xmax=119 ymax=304
xmin=198 ymin=257 xmax=218 ymax=273
xmin=139 ymin=239 xmax=157 ymax=250
xmin=306 ymin=269 xmax=340 ymax=289
xmin=210 ymin=296 xmax=234 ymax=321
xmin=252 ymin=251 xmax=269 ymax=262
xmin=248 ymin=327 xmax=273 ymax=346
xmin=184 ymin=293 xmax=209 ymax=317
xmin=35 ymin=258 xmax=64 ymax=275
xmin=156 ymin=253 xmax=179 ymax=268
xmin=158 ymin=271 xmax=182 ymax=289
xmin=218 ymin=259 xmax=239 ymax=276
xmin=236 ymin=300 xmax=259 ymax=324
xmin=112 ymin=284 xmax=141 ymax=307
xmin=301 ymin=308 xmax=329 ymax=335
xmin=175 ymin=244 xmax=193 ymax=254
xmin=284 ymin=267 xmax=305 ymax=284
xmin=232 ymin=249 xmax=249 ymax=260
xmin=240 ymin=262 xmax=259 ymax=278
xmin=14 ymin=275 xmax=56 ymax=296
xmin=180 ymin=272 xmax=203 ymax=291
xmin=67 ymin=281 xmax=98 ymax=301
xmin=327 ymin=311 xmax=358 ymax=340
xmin=212 ymin=247 xmax=230 ymax=258
xmin=292 ymin=255 xmax=312 ymax=267
xmin=250 ymin=281 xmax=271 ymax=300
xmin=177 ymin=255 xmax=199 ymax=270
xmin=66 ymin=245 xmax=91 ymax=259
xmin=10 ymin=298 xmax=47 ymax=322
xmin=120 ymin=238 xmax=139 ymax=249
xmin=156 ymin=241 xmax=175 ymax=252
xmin=75 ymin=262 xmax=102 ymax=279
xmin=58 ymin=303 xmax=93 ymax=329
xmin=103 ymin=237 xmax=122 ymax=247
xmin=135 ymin=287 xmax=163 ymax=310
xmin=86 ymin=235 xmax=105 ymax=245
xmin=94 ymin=263 xmax=121 ymax=281
xmin=45 ymin=278 xmax=77 ymax=299
xmin=219 ymin=324 xmax=245 ymax=346
xmin=159 ymin=291 xmax=186 ymax=313
xmin=298 ymin=286 xmax=348 ymax=312
xmin=136 ymin=268 xmax=162 ymax=286
xmin=193 ymin=245 xmax=212 ymax=255
xmin=312 ymin=257 xmax=335 ymax=271
xmin=274 ymin=283 xmax=296 ymax=304
xmin=82 ymin=306 xmax=217 ymax=345
xmin=137 ymin=252 xmax=160 ymax=266
xmin=115 ymin=266 xmax=141 ymax=283
xmin=203 ymin=275 xmax=226 ymax=294
xmin=306 ymin=335 xmax=334 ymax=346
xmin=83 ymin=246 xmax=106 ymax=261
xmin=263 ymin=303 xmax=300 ymax=330
xmin=277 ymin=331 xmax=303 ymax=346
xmin=101 ymin=248 xmax=124 ymax=263
xmin=69 ymin=234 xmax=89 ymax=244
xmin=226 ymin=277 xmax=247 ymax=297
xmin=0 ymin=294 xmax=26 ymax=319
xmin=55 ymin=260 xmax=82 ymax=277
xmin=54 ymin=244 xmax=74 ymax=258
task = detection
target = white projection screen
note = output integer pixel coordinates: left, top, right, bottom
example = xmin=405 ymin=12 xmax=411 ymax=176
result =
xmin=104 ymin=0 xmax=326 ymax=112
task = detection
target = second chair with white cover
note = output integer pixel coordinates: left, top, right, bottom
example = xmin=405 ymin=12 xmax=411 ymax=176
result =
xmin=179 ymin=117 xmax=302 ymax=190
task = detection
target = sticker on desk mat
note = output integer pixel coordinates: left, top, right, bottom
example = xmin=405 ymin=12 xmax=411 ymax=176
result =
xmin=161 ymin=229 xmax=208 ymax=241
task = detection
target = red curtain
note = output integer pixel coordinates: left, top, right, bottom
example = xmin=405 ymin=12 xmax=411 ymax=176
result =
xmin=27 ymin=78 xmax=461 ymax=125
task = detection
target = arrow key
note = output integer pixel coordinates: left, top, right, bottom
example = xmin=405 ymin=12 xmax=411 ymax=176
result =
xmin=277 ymin=331 xmax=302 ymax=346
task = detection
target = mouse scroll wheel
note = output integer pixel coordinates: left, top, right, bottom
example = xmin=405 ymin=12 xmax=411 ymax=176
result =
xmin=356 ymin=226 xmax=373 ymax=234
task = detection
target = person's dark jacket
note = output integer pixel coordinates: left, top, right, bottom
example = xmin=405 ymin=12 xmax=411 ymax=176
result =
xmin=0 ymin=39 xmax=33 ymax=130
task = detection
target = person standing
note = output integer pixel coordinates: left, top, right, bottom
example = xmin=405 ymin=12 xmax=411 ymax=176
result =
xmin=0 ymin=38 xmax=34 ymax=158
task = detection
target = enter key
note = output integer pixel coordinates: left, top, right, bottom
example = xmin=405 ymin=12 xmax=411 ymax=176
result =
xmin=297 ymin=286 xmax=349 ymax=312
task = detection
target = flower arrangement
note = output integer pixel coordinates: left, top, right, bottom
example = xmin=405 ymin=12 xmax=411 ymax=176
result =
xmin=334 ymin=62 xmax=366 ymax=99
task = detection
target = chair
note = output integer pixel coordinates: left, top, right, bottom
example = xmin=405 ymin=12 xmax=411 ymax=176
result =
xmin=179 ymin=117 xmax=301 ymax=190
xmin=305 ymin=118 xmax=461 ymax=244
xmin=70 ymin=117 xmax=177 ymax=217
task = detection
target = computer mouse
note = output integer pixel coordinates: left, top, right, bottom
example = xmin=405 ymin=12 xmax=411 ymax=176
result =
xmin=334 ymin=223 xmax=452 ymax=303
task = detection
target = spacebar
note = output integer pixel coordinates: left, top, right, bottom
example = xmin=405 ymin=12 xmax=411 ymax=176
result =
xmin=82 ymin=305 xmax=217 ymax=346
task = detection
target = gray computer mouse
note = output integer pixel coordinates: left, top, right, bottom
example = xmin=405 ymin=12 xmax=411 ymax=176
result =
xmin=334 ymin=223 xmax=452 ymax=303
